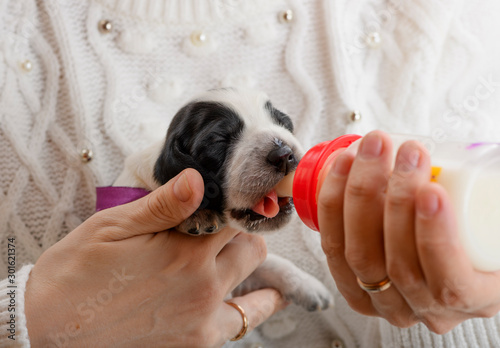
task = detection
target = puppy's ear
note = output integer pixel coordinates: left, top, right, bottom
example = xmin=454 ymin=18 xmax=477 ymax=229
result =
xmin=154 ymin=101 xmax=244 ymax=213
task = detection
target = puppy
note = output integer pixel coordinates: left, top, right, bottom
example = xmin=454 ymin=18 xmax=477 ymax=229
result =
xmin=114 ymin=88 xmax=332 ymax=311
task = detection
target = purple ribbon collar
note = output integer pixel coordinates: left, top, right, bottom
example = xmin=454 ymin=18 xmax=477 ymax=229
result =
xmin=96 ymin=186 xmax=151 ymax=211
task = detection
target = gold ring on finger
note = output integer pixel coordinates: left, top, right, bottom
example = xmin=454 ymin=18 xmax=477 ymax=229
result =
xmin=357 ymin=276 xmax=392 ymax=293
xmin=226 ymin=302 xmax=249 ymax=341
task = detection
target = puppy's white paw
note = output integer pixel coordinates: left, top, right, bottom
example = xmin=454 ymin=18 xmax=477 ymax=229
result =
xmin=281 ymin=270 xmax=333 ymax=312
xmin=232 ymin=254 xmax=333 ymax=312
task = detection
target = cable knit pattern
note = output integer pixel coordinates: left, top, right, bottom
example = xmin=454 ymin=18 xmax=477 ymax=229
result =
xmin=1 ymin=0 xmax=500 ymax=347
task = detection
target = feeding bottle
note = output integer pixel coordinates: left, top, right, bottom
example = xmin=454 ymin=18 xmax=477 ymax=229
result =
xmin=279 ymin=134 xmax=500 ymax=272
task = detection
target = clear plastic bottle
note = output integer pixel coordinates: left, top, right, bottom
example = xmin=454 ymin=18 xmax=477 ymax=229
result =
xmin=292 ymin=134 xmax=500 ymax=272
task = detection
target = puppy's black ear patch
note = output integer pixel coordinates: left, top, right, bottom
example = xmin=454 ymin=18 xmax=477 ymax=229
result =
xmin=154 ymin=101 xmax=244 ymax=214
xmin=265 ymin=101 xmax=294 ymax=133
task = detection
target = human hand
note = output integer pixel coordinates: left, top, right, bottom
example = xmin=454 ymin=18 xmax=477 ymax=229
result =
xmin=317 ymin=130 xmax=500 ymax=333
xmin=25 ymin=169 xmax=287 ymax=347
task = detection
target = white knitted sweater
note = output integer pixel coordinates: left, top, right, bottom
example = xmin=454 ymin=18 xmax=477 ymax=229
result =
xmin=1 ymin=0 xmax=500 ymax=347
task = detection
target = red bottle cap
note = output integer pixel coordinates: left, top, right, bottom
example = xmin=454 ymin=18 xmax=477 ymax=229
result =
xmin=293 ymin=134 xmax=361 ymax=231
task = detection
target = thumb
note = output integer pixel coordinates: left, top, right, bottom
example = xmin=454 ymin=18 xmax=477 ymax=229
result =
xmin=93 ymin=168 xmax=205 ymax=241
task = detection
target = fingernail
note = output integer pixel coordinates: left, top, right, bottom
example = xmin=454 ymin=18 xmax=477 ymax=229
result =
xmin=360 ymin=133 xmax=382 ymax=159
xmin=332 ymin=154 xmax=352 ymax=177
xmin=417 ymin=190 xmax=439 ymax=218
xmin=407 ymin=149 xmax=421 ymax=169
xmin=396 ymin=146 xmax=421 ymax=173
xmin=173 ymin=172 xmax=193 ymax=202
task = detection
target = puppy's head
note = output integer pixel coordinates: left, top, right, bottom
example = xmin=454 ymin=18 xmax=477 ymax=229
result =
xmin=154 ymin=88 xmax=303 ymax=232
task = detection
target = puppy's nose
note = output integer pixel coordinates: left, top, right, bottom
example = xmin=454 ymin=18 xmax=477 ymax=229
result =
xmin=267 ymin=144 xmax=297 ymax=174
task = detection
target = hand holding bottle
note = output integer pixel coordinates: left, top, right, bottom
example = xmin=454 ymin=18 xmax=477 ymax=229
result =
xmin=316 ymin=130 xmax=500 ymax=333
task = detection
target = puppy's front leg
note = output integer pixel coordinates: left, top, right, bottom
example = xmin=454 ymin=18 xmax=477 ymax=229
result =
xmin=233 ymin=254 xmax=333 ymax=311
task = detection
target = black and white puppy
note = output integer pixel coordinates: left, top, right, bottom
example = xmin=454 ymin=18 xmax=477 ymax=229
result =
xmin=114 ymin=88 xmax=332 ymax=311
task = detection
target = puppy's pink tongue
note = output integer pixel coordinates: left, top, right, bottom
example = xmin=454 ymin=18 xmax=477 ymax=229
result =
xmin=251 ymin=190 xmax=280 ymax=218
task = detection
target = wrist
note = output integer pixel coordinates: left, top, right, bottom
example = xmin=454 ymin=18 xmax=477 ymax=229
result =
xmin=25 ymin=264 xmax=81 ymax=347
